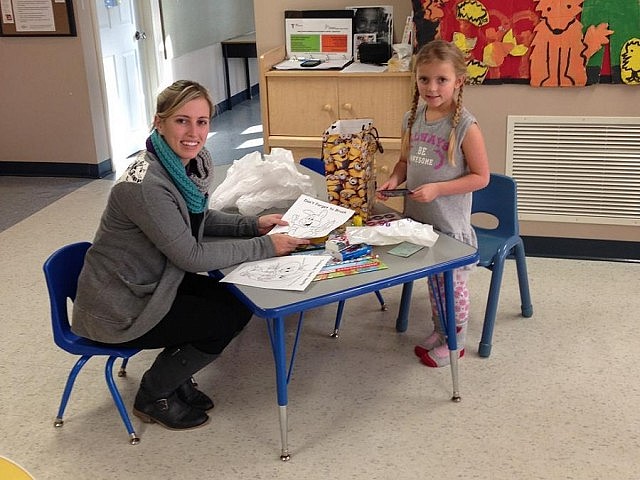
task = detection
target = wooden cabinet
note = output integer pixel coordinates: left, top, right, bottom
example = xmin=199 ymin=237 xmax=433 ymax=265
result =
xmin=266 ymin=75 xmax=409 ymax=139
xmin=259 ymin=46 xmax=414 ymax=187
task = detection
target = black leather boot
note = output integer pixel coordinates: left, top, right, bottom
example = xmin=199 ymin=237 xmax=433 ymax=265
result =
xmin=177 ymin=377 xmax=214 ymax=411
xmin=133 ymin=380 xmax=209 ymax=430
xmin=132 ymin=345 xmax=218 ymax=430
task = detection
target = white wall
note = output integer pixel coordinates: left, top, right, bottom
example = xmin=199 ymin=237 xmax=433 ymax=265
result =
xmin=164 ymin=44 xmax=258 ymax=109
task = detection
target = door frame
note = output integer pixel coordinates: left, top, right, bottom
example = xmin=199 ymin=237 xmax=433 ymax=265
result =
xmin=91 ymin=0 xmax=163 ymax=165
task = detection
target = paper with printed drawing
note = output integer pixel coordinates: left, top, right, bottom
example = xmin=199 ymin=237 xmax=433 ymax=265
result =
xmin=220 ymin=255 xmax=332 ymax=291
xmin=269 ymin=194 xmax=354 ymax=239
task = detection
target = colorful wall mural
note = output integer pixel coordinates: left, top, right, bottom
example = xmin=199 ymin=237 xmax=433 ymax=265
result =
xmin=411 ymin=0 xmax=640 ymax=86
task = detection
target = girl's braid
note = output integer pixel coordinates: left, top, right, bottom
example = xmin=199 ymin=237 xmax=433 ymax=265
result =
xmin=400 ymin=85 xmax=421 ymax=161
xmin=447 ymin=82 xmax=464 ymax=166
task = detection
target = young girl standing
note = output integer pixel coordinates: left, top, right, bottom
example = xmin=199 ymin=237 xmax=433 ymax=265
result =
xmin=377 ymin=39 xmax=490 ymax=367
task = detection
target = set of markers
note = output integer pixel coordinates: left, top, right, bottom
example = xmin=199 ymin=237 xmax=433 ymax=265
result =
xmin=313 ymin=255 xmax=387 ymax=281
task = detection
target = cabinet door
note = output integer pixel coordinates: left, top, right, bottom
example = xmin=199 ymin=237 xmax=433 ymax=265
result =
xmin=266 ymin=77 xmax=339 ymax=137
xmin=338 ymin=76 xmax=412 ymax=138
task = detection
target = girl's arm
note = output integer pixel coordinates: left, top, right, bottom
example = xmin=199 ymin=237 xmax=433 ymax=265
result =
xmin=388 ymin=156 xmax=408 ymax=186
xmin=376 ymin=156 xmax=408 ymax=199
xmin=410 ymin=123 xmax=490 ymax=202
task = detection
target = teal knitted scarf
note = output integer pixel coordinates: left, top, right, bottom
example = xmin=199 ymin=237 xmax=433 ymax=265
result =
xmin=150 ymin=129 xmax=210 ymax=214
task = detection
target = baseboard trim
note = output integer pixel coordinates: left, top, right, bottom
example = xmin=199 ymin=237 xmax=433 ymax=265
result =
xmin=0 ymin=159 xmax=113 ymax=179
xmin=2 ymin=88 xmax=262 ymax=177
xmin=523 ymin=236 xmax=640 ymax=263
xmin=214 ymin=84 xmax=259 ymax=115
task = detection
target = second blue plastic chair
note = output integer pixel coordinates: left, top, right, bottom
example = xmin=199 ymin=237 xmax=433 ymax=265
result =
xmin=393 ymin=173 xmax=533 ymax=358
xmin=471 ymin=173 xmax=533 ymax=357
xmin=300 ymin=157 xmax=387 ymax=337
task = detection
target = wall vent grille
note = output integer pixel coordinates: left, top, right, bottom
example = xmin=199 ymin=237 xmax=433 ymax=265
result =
xmin=506 ymin=115 xmax=640 ymax=226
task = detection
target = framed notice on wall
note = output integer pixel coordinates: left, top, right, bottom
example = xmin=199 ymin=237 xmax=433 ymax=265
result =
xmin=0 ymin=0 xmax=76 ymax=37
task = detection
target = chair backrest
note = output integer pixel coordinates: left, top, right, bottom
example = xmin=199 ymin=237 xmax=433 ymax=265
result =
xmin=471 ymin=173 xmax=519 ymax=237
xmin=300 ymin=157 xmax=326 ymax=176
xmin=43 ymin=242 xmax=92 ymax=351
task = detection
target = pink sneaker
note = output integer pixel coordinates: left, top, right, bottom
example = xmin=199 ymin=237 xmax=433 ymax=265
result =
xmin=419 ymin=344 xmax=465 ymax=368
xmin=417 ymin=324 xmax=467 ymax=368
xmin=414 ymin=330 xmax=444 ymax=358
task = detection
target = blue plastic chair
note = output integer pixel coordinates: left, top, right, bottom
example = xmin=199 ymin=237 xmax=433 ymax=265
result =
xmin=300 ymin=157 xmax=387 ymax=337
xmin=43 ymin=242 xmax=141 ymax=445
xmin=394 ymin=174 xmax=534 ymax=357
xmin=472 ymin=173 xmax=533 ymax=357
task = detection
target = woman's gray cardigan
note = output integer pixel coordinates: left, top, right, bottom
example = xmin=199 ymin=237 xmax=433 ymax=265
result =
xmin=72 ymin=152 xmax=276 ymax=344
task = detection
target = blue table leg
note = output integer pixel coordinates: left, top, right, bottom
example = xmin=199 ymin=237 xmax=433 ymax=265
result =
xmin=443 ymin=271 xmax=461 ymax=402
xmin=395 ymin=281 xmax=414 ymax=332
xmin=267 ymin=317 xmax=291 ymax=461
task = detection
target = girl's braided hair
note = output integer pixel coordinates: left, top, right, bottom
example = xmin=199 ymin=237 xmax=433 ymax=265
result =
xmin=400 ymin=40 xmax=467 ymax=166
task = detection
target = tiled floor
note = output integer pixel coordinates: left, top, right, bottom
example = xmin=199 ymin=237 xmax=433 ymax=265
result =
xmin=1 ymin=97 xmax=640 ymax=479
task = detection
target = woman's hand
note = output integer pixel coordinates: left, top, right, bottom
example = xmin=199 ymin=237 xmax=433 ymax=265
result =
xmin=269 ymin=234 xmax=310 ymax=256
xmin=258 ymin=214 xmax=309 ymax=255
xmin=257 ymin=214 xmax=288 ymax=235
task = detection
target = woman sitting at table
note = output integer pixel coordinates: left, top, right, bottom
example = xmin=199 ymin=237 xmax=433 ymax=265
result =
xmin=72 ymin=80 xmax=309 ymax=430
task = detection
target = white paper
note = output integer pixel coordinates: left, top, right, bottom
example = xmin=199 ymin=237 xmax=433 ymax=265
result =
xmin=341 ymin=62 xmax=388 ymax=73
xmin=14 ymin=0 xmax=55 ymax=32
xmin=269 ymin=194 xmax=354 ymax=239
xmin=273 ymin=57 xmax=353 ymax=70
xmin=220 ymin=255 xmax=332 ymax=291
xmin=1 ymin=0 xmax=15 ymax=23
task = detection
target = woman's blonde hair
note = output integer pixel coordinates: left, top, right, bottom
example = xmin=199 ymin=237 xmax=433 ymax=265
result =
xmin=154 ymin=80 xmax=215 ymax=126
xmin=400 ymin=40 xmax=467 ymax=166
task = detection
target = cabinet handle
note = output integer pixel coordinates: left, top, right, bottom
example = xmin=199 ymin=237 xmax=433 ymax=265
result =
xmin=379 ymin=165 xmax=390 ymax=174
xmin=342 ymin=103 xmax=353 ymax=111
xmin=322 ymin=104 xmax=333 ymax=112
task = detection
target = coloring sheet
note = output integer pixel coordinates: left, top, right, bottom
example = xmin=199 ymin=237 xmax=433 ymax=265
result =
xmin=220 ymin=255 xmax=332 ymax=291
xmin=269 ymin=194 xmax=354 ymax=239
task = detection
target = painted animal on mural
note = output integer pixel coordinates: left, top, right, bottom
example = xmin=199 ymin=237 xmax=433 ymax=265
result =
xmin=529 ymin=0 xmax=612 ymax=86
xmin=620 ymin=37 xmax=640 ymax=85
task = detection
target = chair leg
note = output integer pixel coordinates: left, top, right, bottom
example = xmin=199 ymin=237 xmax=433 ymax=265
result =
xmin=374 ymin=290 xmax=388 ymax=311
xmin=104 ymin=356 xmax=140 ymax=445
xmin=118 ymin=358 xmax=129 ymax=377
xmin=395 ymin=281 xmax=414 ymax=332
xmin=330 ymin=300 xmax=346 ymax=338
xmin=331 ymin=291 xmax=387 ymax=338
xmin=55 ymin=355 xmax=91 ymax=428
xmin=478 ymin=259 xmax=507 ymax=358
xmin=514 ymin=241 xmax=533 ymax=318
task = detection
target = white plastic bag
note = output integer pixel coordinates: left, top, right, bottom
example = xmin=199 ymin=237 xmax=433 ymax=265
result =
xmin=345 ymin=218 xmax=439 ymax=247
xmin=210 ymin=148 xmax=316 ymax=215
xmin=387 ymin=43 xmax=413 ymax=72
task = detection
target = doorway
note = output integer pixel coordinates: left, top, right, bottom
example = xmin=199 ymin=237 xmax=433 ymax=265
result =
xmin=95 ymin=0 xmax=159 ymax=176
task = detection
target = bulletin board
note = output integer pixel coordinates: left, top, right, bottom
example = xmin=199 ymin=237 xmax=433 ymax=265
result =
xmin=0 ymin=0 xmax=76 ymax=37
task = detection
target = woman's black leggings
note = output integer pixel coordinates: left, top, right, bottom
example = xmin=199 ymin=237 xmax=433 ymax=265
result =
xmin=115 ymin=272 xmax=252 ymax=354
